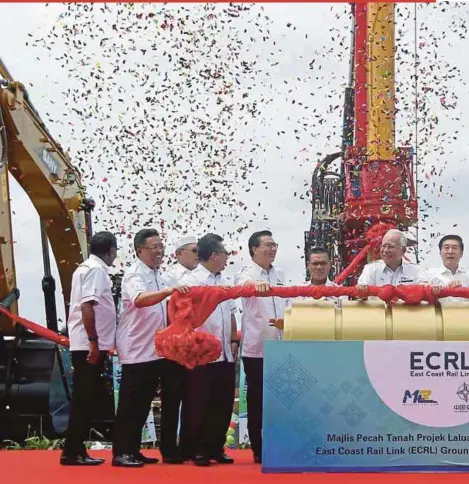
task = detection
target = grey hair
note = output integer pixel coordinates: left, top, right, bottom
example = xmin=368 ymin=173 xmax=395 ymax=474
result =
xmin=384 ymin=229 xmax=407 ymax=248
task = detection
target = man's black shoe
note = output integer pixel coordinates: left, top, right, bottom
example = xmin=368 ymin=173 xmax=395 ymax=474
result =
xmin=193 ymin=454 xmax=211 ymax=466
xmin=60 ymin=455 xmax=105 ymax=466
xmin=112 ymin=454 xmax=144 ymax=467
xmin=211 ymin=453 xmax=234 ymax=464
xmin=254 ymin=454 xmax=262 ymax=464
xmin=135 ymin=452 xmax=159 ymax=464
xmin=163 ymin=456 xmax=184 ymax=464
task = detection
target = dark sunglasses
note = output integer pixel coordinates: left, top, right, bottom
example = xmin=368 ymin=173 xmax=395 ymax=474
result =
xmin=181 ymin=248 xmax=198 ymax=254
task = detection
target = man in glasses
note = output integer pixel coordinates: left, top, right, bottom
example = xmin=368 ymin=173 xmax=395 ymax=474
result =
xmin=305 ymin=247 xmax=337 ymax=288
xmin=357 ymin=229 xmax=427 ymax=286
xmin=162 ymin=235 xmax=199 ymax=286
xmin=179 ymin=233 xmax=238 ymax=466
xmin=427 ymin=235 xmax=469 ymax=301
xmin=113 ymin=229 xmax=189 ymax=467
xmin=234 ymin=230 xmax=288 ymax=464
xmin=269 ymin=247 xmax=340 ymax=331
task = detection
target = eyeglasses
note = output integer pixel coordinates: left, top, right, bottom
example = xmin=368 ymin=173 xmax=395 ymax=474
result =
xmin=309 ymin=262 xmax=329 ymax=267
xmin=181 ymin=248 xmax=198 ymax=254
xmin=261 ymin=242 xmax=278 ymax=249
xmin=142 ymin=245 xmax=164 ymax=251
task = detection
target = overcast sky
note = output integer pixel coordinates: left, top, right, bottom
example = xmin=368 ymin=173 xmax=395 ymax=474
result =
xmin=0 ymin=2 xmax=468 ymax=328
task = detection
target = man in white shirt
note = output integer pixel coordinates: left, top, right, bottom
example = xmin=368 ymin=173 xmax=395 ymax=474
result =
xmin=357 ymin=229 xmax=427 ymax=286
xmin=234 ymin=230 xmax=287 ymax=464
xmin=426 ymin=235 xmax=468 ymax=301
xmin=305 ymin=247 xmax=338 ymax=288
xmin=161 ymin=234 xmax=198 ymax=462
xmin=269 ymin=247 xmax=340 ymax=331
xmin=112 ymin=229 xmax=189 ymax=468
xmin=60 ymin=232 xmax=118 ymax=466
xmin=162 ymin=235 xmax=199 ymax=286
xmin=179 ymin=233 xmax=238 ymax=467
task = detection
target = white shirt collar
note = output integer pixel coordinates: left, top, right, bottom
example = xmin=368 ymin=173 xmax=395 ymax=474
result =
xmin=249 ymin=260 xmax=274 ymax=277
xmin=378 ymin=259 xmax=406 ymax=274
xmin=136 ymin=258 xmax=159 ymax=275
xmin=440 ymin=264 xmax=466 ymax=275
xmin=89 ymin=254 xmax=109 ymax=271
xmin=196 ymin=263 xmax=220 ymax=280
xmin=304 ymin=277 xmax=336 ymax=287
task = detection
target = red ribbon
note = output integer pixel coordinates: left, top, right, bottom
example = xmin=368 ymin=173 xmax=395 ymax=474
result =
xmin=334 ymin=222 xmax=395 ymax=284
xmin=0 ymin=306 xmax=70 ymax=347
xmin=155 ymin=284 xmax=469 ymax=369
xmin=3 ymin=284 xmax=469 ymax=370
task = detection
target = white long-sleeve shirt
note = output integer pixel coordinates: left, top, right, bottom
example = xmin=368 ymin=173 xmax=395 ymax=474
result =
xmin=357 ymin=260 xmax=427 ymax=286
xmin=234 ymin=261 xmax=288 ymax=359
xmin=116 ymin=260 xmax=167 ymax=364
xmin=287 ymin=278 xmax=341 ymax=306
xmin=426 ymin=265 xmax=469 ymax=302
xmin=179 ymin=265 xmax=236 ymax=363
xmin=161 ymin=262 xmax=196 ymax=286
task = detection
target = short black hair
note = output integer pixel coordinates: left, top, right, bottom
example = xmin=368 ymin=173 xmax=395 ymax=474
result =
xmin=90 ymin=231 xmax=117 ymax=256
xmin=248 ymin=230 xmax=272 ymax=257
xmin=198 ymin=233 xmax=224 ymax=262
xmin=134 ymin=229 xmax=160 ymax=252
xmin=439 ymin=235 xmax=464 ymax=252
xmin=307 ymin=247 xmax=331 ymax=261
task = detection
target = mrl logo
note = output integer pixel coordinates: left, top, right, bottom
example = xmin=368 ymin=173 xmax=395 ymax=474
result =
xmin=403 ymin=390 xmax=438 ymax=405
xmin=410 ymin=351 xmax=469 ymax=378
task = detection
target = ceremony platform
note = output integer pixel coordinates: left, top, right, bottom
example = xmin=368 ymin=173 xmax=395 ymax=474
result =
xmin=1 ymin=450 xmax=468 ymax=484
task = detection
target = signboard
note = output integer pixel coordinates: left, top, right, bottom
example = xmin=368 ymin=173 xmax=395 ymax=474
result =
xmin=263 ymin=340 xmax=469 ymax=473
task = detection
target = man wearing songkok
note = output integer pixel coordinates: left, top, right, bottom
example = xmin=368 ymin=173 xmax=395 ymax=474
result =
xmin=162 ymin=234 xmax=199 ymax=286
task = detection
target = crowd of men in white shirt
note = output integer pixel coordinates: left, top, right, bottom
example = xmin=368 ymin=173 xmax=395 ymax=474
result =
xmin=59 ymin=226 xmax=467 ymax=468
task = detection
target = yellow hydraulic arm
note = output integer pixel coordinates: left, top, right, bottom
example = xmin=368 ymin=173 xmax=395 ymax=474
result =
xmin=0 ymin=57 xmax=93 ymax=332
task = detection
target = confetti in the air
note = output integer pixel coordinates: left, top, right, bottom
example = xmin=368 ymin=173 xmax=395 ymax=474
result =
xmin=27 ymin=2 xmax=469 ymax=274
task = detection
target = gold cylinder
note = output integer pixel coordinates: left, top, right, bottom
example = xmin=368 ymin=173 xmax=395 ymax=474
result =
xmin=283 ymin=300 xmax=336 ymax=341
xmin=440 ymin=301 xmax=469 ymax=340
xmin=341 ymin=300 xmax=387 ymax=340
xmin=390 ymin=302 xmax=439 ymax=340
xmin=284 ymin=300 xmax=469 ymax=341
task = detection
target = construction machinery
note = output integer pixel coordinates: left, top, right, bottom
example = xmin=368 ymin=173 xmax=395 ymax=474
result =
xmin=0 ymin=57 xmax=114 ymax=443
xmin=305 ymin=3 xmax=418 ymax=282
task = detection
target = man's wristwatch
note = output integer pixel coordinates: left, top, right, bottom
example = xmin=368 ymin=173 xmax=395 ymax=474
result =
xmin=88 ymin=336 xmax=99 ymax=342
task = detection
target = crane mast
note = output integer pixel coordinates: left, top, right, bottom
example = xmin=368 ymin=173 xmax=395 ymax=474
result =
xmin=305 ymin=3 xmax=418 ymax=282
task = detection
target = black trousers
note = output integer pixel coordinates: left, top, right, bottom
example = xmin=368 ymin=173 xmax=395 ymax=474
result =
xmin=159 ymin=359 xmax=187 ymax=458
xmin=185 ymin=361 xmax=235 ymax=458
xmin=242 ymin=357 xmax=263 ymax=457
xmin=63 ymin=351 xmax=107 ymax=457
xmin=113 ymin=359 xmax=186 ymax=458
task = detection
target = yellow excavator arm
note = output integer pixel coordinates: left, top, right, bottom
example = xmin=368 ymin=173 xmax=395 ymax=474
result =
xmin=0 ymin=58 xmax=93 ymax=332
